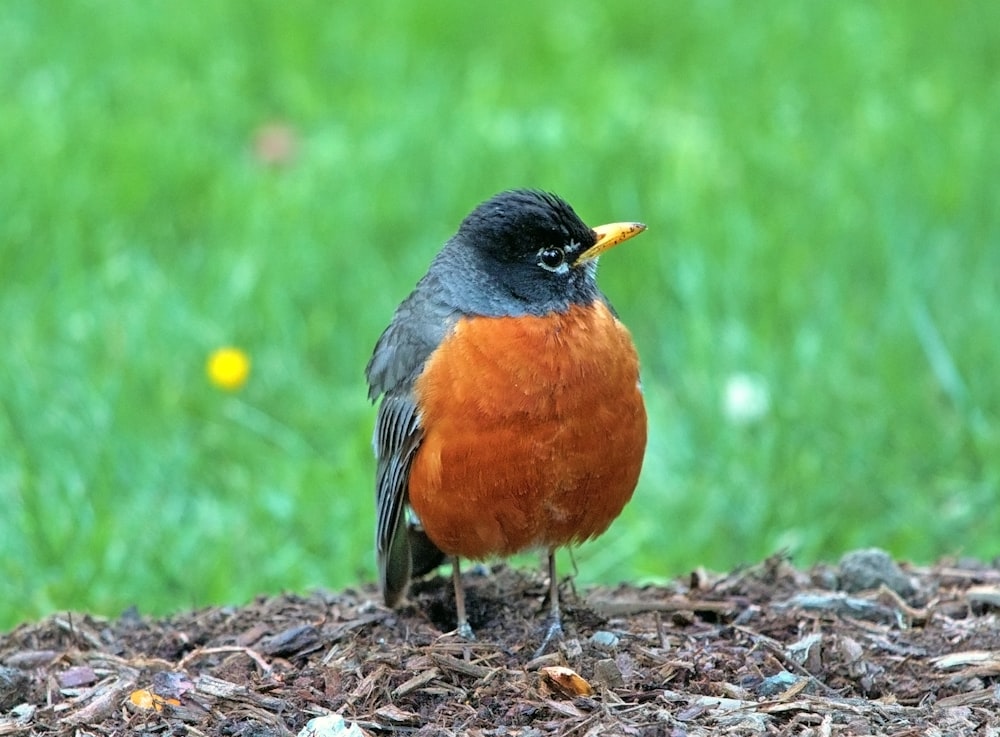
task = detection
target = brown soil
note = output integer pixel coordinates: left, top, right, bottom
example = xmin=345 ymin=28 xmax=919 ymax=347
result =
xmin=2 ymin=551 xmax=999 ymax=736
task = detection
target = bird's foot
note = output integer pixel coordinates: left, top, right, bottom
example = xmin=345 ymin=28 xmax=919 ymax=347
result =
xmin=450 ymin=557 xmax=476 ymax=641
xmin=455 ymin=620 xmax=476 ymax=641
xmin=533 ymin=615 xmax=564 ymax=658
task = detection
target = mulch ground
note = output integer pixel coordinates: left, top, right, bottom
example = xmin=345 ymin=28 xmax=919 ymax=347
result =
xmin=2 ymin=550 xmax=999 ymax=736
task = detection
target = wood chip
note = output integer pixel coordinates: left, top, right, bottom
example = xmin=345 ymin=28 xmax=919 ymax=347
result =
xmin=930 ymin=650 xmax=1000 ymax=674
xmin=392 ymin=667 xmax=440 ymax=697
xmin=967 ymin=585 xmax=1000 ymax=607
xmin=60 ymin=670 xmax=138 ymax=726
xmin=589 ymin=596 xmax=737 ymax=617
xmin=374 ymin=703 xmax=420 ymax=725
xmin=429 ymin=653 xmax=494 ymax=679
xmin=4 ymin=557 xmax=1000 ymax=734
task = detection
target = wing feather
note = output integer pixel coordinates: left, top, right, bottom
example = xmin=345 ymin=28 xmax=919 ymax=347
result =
xmin=365 ymin=276 xmax=457 ymax=606
xmin=372 ymin=393 xmax=424 ymax=605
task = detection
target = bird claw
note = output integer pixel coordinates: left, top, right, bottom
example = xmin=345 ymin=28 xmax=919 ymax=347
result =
xmin=533 ymin=616 xmax=564 ymax=658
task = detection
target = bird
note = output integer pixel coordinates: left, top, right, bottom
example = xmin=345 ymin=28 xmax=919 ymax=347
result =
xmin=365 ymin=189 xmax=647 ymax=650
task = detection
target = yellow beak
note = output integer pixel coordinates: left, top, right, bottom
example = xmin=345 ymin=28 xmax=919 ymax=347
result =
xmin=575 ymin=222 xmax=647 ymax=265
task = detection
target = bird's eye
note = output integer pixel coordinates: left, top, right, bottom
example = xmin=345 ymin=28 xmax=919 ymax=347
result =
xmin=538 ymin=246 xmax=566 ymax=272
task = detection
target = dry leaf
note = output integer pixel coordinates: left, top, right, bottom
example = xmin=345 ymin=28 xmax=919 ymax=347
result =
xmin=540 ymin=666 xmax=594 ymax=698
xmin=129 ymin=688 xmax=181 ymax=713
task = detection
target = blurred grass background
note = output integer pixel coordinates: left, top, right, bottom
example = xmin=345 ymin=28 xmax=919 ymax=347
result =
xmin=1 ymin=1 xmax=998 ymax=631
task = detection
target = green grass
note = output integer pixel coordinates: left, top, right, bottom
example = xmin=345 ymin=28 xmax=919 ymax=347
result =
xmin=1 ymin=1 xmax=998 ymax=630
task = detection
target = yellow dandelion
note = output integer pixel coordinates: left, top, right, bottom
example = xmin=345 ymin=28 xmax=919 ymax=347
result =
xmin=207 ymin=347 xmax=251 ymax=391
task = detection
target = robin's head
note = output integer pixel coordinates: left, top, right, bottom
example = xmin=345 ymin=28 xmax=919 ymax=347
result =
xmin=437 ymin=190 xmax=645 ymax=315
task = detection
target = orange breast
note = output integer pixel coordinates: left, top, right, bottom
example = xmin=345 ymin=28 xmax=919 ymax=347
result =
xmin=409 ymin=301 xmax=647 ymax=559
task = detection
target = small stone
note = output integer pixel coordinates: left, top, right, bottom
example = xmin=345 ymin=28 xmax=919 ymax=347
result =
xmin=0 ymin=666 xmax=31 ymax=711
xmin=755 ymin=670 xmax=800 ymax=697
xmin=593 ymin=658 xmax=625 ymax=689
xmin=589 ymin=630 xmax=620 ymax=649
xmin=838 ymin=548 xmax=915 ymax=596
xmin=298 ymin=713 xmax=365 ymax=737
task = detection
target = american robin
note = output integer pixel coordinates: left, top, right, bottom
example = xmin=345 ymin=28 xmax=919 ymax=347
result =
xmin=366 ymin=189 xmax=647 ymax=648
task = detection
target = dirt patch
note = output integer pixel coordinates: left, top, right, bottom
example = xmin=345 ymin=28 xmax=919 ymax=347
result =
xmin=2 ymin=551 xmax=999 ymax=735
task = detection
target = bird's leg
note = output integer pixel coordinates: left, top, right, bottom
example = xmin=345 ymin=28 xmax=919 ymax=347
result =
xmin=534 ymin=548 xmax=564 ymax=656
xmin=452 ymin=556 xmax=475 ymax=640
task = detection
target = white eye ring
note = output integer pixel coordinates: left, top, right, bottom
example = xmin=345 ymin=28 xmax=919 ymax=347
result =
xmin=538 ymin=246 xmax=568 ymax=273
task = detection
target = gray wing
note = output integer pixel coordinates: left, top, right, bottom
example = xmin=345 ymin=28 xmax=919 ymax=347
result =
xmin=372 ymin=393 xmax=424 ymax=606
xmin=365 ymin=276 xmax=457 ymax=606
